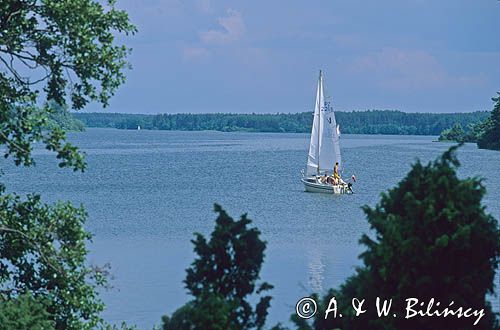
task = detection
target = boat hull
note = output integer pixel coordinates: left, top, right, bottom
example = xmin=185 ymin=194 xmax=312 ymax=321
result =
xmin=301 ymin=177 xmax=352 ymax=194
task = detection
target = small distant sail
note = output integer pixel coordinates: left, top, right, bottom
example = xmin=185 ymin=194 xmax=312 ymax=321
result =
xmin=336 ymin=124 xmax=340 ymax=136
xmin=137 ymin=125 xmax=141 ymax=130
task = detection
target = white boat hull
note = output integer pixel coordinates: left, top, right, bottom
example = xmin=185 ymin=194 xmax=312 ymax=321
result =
xmin=301 ymin=177 xmax=353 ymax=194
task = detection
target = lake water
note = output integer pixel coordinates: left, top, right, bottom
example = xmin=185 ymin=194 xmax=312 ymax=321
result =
xmin=2 ymin=128 xmax=499 ymax=329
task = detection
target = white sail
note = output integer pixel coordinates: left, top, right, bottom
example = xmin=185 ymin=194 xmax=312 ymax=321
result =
xmin=306 ymin=71 xmax=341 ymax=176
xmin=306 ymin=71 xmax=324 ymax=176
xmin=318 ymin=103 xmax=341 ymax=172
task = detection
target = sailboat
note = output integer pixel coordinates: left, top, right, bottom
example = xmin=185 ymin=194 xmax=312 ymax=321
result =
xmin=300 ymin=70 xmax=354 ymax=194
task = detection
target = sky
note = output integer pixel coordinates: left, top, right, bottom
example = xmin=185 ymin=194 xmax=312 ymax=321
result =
xmin=88 ymin=0 xmax=500 ymax=114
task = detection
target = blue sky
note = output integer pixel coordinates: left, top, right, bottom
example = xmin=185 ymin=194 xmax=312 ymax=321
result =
xmin=92 ymin=0 xmax=500 ymax=113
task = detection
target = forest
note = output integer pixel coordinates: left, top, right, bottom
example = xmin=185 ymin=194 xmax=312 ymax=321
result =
xmin=73 ymin=110 xmax=490 ymax=135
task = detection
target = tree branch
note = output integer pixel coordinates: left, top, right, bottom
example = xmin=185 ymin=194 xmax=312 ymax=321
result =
xmin=0 ymin=0 xmax=37 ymax=31
xmin=0 ymin=131 xmax=31 ymax=155
xmin=0 ymin=55 xmax=25 ymax=84
xmin=0 ymin=225 xmax=64 ymax=275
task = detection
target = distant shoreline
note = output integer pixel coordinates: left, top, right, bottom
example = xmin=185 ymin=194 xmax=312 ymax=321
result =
xmin=72 ymin=110 xmax=490 ymax=136
xmin=80 ymin=127 xmax=446 ymax=138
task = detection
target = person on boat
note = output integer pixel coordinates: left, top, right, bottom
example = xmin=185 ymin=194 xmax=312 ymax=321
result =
xmin=319 ymin=173 xmax=329 ymax=184
xmin=326 ymin=175 xmax=335 ymax=185
xmin=333 ymin=162 xmax=341 ymax=185
xmin=333 ymin=162 xmax=340 ymax=178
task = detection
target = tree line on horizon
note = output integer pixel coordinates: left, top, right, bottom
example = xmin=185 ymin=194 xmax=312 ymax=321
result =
xmin=72 ymin=110 xmax=490 ymax=136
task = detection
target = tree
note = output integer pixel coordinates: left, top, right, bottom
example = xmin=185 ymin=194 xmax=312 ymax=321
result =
xmin=438 ymin=123 xmax=466 ymax=142
xmin=45 ymin=100 xmax=85 ymax=132
xmin=162 ymin=204 xmax=273 ymax=330
xmin=1 ymin=0 xmax=135 ymax=328
xmin=293 ymin=146 xmax=500 ymax=330
xmin=465 ymin=120 xmax=489 ymax=143
xmin=477 ymin=93 xmax=500 ymax=150
xmin=1 ymin=0 xmax=135 ymax=169
xmin=0 ymin=293 xmax=54 ymax=329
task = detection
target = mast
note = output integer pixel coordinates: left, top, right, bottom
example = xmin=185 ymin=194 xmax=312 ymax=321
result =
xmin=317 ymin=70 xmax=322 ymax=176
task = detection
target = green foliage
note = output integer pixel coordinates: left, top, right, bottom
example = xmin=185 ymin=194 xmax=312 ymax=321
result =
xmin=441 ymin=92 xmax=500 ymax=149
xmin=45 ymin=101 xmax=85 ymax=132
xmin=438 ymin=123 xmax=466 ymax=142
xmin=0 ymin=293 xmax=55 ymax=330
xmin=466 ymin=120 xmax=492 ymax=143
xmin=294 ymin=146 xmax=500 ymax=330
xmin=162 ymin=204 xmax=273 ymax=330
xmin=478 ymin=93 xmax=500 ymax=150
xmin=436 ymin=121 xmax=486 ymax=143
xmin=74 ymin=110 xmax=490 ymax=135
xmin=0 ymin=188 xmax=118 ymax=329
xmin=1 ymin=0 xmax=136 ymax=171
xmin=438 ymin=96 xmax=499 ymax=145
xmin=1 ymin=0 xmax=135 ymax=328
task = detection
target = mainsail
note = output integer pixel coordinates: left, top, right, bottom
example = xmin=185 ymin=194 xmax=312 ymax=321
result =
xmin=306 ymin=71 xmax=341 ymax=176
xmin=306 ymin=71 xmax=323 ymax=176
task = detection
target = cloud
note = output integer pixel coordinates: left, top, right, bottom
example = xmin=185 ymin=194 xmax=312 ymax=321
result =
xmin=182 ymin=8 xmax=251 ymax=63
xmin=350 ymin=48 xmax=485 ymax=90
xmin=199 ymin=9 xmax=245 ymax=45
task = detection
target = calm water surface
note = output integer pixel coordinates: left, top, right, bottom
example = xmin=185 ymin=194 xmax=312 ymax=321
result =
xmin=3 ymin=128 xmax=499 ymax=329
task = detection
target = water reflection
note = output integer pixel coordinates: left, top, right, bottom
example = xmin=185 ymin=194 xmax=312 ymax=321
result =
xmin=308 ymin=247 xmax=326 ymax=294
